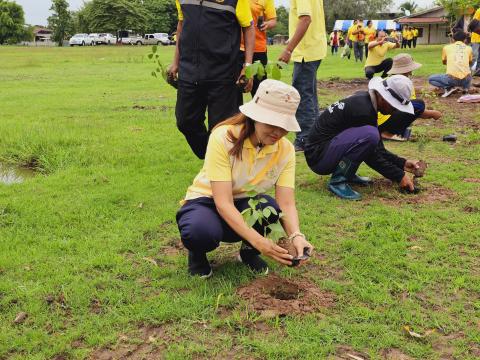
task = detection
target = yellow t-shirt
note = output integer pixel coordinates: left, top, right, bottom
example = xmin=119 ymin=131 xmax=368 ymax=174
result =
xmin=347 ymin=25 xmax=356 ymax=42
xmin=176 ymin=0 xmax=253 ymax=27
xmin=289 ymin=0 xmax=327 ymax=62
xmin=405 ymin=30 xmax=413 ymax=40
xmin=365 ymin=42 xmax=397 ymax=67
xmin=378 ymin=88 xmax=416 ymax=126
xmin=413 ymin=29 xmax=419 ymax=37
xmin=442 ymin=41 xmax=473 ymax=79
xmin=184 ymin=124 xmax=296 ymax=201
xmin=240 ymin=0 xmax=276 ymax=52
xmin=471 ymin=9 xmax=480 ymax=43
xmin=389 ymin=30 xmax=398 ymax=41
xmin=364 ymin=26 xmax=376 ymax=43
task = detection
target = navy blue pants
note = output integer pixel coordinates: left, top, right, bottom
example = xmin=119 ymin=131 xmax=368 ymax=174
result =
xmin=309 ymin=125 xmax=380 ymax=175
xmin=176 ymin=195 xmax=281 ymax=254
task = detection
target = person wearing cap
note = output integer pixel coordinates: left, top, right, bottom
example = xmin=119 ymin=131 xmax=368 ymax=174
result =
xmin=176 ymin=80 xmax=314 ymax=277
xmin=304 ymin=75 xmax=421 ymax=200
xmin=428 ymin=31 xmax=473 ymax=98
xmin=277 ymin=0 xmax=327 ymax=152
xmin=379 ymin=53 xmax=442 ymax=141
xmin=364 ymin=30 xmax=400 ymax=80
xmin=169 ymin=0 xmax=255 ymax=160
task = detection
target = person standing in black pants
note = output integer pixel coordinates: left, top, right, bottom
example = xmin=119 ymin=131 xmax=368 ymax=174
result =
xmin=169 ymin=0 xmax=255 ymax=159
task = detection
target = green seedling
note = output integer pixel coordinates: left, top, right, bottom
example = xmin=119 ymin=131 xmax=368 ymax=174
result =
xmin=148 ymin=45 xmax=177 ymax=89
xmin=245 ymin=60 xmax=287 ymax=81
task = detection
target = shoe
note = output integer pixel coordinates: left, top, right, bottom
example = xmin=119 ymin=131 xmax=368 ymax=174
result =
xmin=402 ymin=127 xmax=412 ymax=140
xmin=327 ymin=158 xmax=362 ymax=200
xmin=348 ymin=174 xmax=372 ymax=186
xmin=188 ymin=251 xmax=212 ymax=278
xmin=385 ymin=134 xmax=407 ymax=142
xmin=462 ymin=89 xmax=469 ymax=95
xmin=238 ymin=248 xmax=268 ymax=274
xmin=294 ymin=138 xmax=305 ymax=152
xmin=294 ymin=145 xmax=304 ymax=152
xmin=441 ymin=87 xmax=458 ymax=98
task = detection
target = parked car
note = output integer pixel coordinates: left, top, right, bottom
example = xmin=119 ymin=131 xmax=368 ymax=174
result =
xmin=88 ymin=33 xmax=100 ymax=45
xmin=69 ymin=34 xmax=93 ymax=46
xmin=133 ymin=33 xmax=171 ymax=46
xmin=97 ymin=33 xmax=115 ymax=45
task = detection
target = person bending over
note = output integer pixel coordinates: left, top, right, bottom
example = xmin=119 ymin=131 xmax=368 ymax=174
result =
xmin=304 ymin=75 xmax=422 ymax=200
xmin=177 ymin=80 xmax=313 ymax=277
xmin=379 ymin=53 xmax=442 ymax=141
xmin=365 ymin=31 xmax=399 ymax=79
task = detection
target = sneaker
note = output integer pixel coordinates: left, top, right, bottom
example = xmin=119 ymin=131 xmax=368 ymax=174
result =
xmin=188 ymin=251 xmax=212 ymax=278
xmin=462 ymin=89 xmax=469 ymax=95
xmin=238 ymin=251 xmax=268 ymax=275
xmin=441 ymin=87 xmax=458 ymax=98
xmin=294 ymin=145 xmax=304 ymax=152
xmin=385 ymin=134 xmax=407 ymax=142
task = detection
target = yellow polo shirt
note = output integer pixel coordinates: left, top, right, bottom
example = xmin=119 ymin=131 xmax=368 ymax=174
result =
xmin=442 ymin=41 xmax=473 ymax=79
xmin=390 ymin=30 xmax=399 ymax=40
xmin=184 ymin=124 xmax=295 ymax=201
xmin=413 ymin=28 xmax=419 ymax=37
xmin=347 ymin=25 xmax=356 ymax=42
xmin=364 ymin=26 xmax=376 ymax=43
xmin=471 ymin=9 xmax=480 ymax=43
xmin=289 ymin=0 xmax=327 ymax=62
xmin=405 ymin=30 xmax=413 ymax=40
xmin=365 ymin=42 xmax=397 ymax=67
xmin=176 ymin=0 xmax=253 ymax=27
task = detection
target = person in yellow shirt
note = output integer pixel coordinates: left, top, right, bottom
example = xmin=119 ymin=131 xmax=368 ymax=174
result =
xmin=390 ymin=29 xmax=399 ymax=42
xmin=470 ymin=7 xmax=480 ymax=75
xmin=278 ymin=0 xmax=327 ymax=151
xmin=412 ymin=27 xmax=419 ymax=48
xmin=363 ymin=20 xmax=377 ymax=59
xmin=176 ymin=80 xmax=314 ymax=277
xmin=169 ymin=0 xmax=255 ymax=159
xmin=378 ymin=53 xmax=442 ymax=141
xmin=365 ymin=30 xmax=399 ymax=79
xmin=428 ymin=31 xmax=473 ymax=97
xmin=239 ymin=0 xmax=277 ymax=98
xmin=352 ymin=19 xmax=366 ymax=62
xmin=406 ymin=26 xmax=414 ymax=48
xmin=344 ymin=20 xmax=358 ymax=60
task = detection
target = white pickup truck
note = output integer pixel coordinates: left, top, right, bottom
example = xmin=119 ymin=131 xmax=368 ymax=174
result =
xmin=132 ymin=33 xmax=171 ymax=46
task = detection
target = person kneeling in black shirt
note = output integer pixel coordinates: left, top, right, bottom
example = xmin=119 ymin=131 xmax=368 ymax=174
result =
xmin=304 ymin=75 xmax=421 ymax=200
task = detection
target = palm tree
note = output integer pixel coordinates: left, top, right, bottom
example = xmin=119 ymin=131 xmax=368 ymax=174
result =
xmin=399 ymin=1 xmax=418 ymax=15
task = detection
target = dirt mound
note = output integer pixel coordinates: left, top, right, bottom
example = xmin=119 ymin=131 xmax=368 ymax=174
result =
xmin=236 ymin=273 xmax=335 ymax=317
xmin=317 ymin=78 xmax=369 ymax=92
xmin=363 ymin=179 xmax=456 ymax=205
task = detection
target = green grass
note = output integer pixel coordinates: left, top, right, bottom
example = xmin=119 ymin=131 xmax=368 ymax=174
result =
xmin=0 ymin=44 xmax=479 ymax=359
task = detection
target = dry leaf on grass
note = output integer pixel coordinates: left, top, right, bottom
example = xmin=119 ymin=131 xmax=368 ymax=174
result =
xmin=142 ymin=257 xmax=158 ymax=266
xmin=403 ymin=325 xmax=436 ymax=340
xmin=13 ymin=312 xmax=27 ymax=324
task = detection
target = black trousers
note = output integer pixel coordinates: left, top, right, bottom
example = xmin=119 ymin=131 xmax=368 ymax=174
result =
xmin=401 ymin=39 xmax=407 ymax=48
xmin=365 ymin=58 xmax=393 ymax=79
xmin=238 ymin=51 xmax=268 ymax=105
xmin=378 ymin=99 xmax=426 ymax=135
xmin=175 ymin=80 xmax=238 ymax=159
xmin=364 ymin=43 xmax=369 ymax=59
xmin=413 ymin=37 xmax=417 ymax=48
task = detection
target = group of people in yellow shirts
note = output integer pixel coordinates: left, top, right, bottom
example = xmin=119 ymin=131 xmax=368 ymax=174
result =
xmin=401 ymin=26 xmax=419 ymax=49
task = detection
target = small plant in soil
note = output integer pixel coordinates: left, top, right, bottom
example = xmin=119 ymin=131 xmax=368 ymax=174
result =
xmin=148 ymin=46 xmax=177 ymax=89
xmin=240 ymin=186 xmax=310 ymax=266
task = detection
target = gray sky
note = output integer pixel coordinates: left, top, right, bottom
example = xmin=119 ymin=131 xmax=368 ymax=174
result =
xmin=17 ymin=0 xmax=437 ymax=26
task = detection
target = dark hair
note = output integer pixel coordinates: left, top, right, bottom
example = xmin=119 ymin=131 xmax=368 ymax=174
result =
xmin=367 ymin=20 xmax=372 ymax=26
xmin=213 ymin=113 xmax=255 ymax=159
xmin=453 ymin=30 xmax=467 ymax=42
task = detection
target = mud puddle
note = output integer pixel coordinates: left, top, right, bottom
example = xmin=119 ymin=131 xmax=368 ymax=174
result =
xmin=0 ymin=163 xmax=35 ymax=185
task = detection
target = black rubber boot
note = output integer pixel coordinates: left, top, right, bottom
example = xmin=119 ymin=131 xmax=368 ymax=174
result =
xmin=328 ymin=158 xmax=362 ymax=200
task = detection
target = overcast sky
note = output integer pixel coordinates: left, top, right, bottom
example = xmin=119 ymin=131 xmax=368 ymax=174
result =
xmin=16 ymin=0 xmax=436 ymax=26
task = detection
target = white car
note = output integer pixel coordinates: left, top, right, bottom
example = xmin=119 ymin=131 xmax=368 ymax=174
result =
xmin=133 ymin=33 xmax=171 ymax=46
xmin=88 ymin=33 xmax=100 ymax=45
xmin=69 ymin=34 xmax=93 ymax=46
xmin=97 ymin=33 xmax=115 ymax=45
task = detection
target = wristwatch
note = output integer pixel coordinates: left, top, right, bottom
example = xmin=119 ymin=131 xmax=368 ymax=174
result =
xmin=243 ymin=62 xmax=252 ymax=67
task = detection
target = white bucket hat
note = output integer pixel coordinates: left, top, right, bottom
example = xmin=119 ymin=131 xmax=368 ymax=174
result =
xmin=387 ymin=53 xmax=422 ymax=75
xmin=239 ymin=79 xmax=301 ymax=132
xmin=368 ymin=75 xmax=414 ymax=114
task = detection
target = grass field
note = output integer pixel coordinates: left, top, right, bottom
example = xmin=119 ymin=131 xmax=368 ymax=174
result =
xmin=0 ymin=44 xmax=479 ymax=359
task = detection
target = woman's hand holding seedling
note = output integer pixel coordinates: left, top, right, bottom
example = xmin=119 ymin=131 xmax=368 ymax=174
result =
xmin=237 ymin=67 xmax=253 ymax=93
xmin=400 ymin=173 xmax=415 ymax=191
xmin=255 ymin=237 xmax=294 ymax=265
xmin=404 ymin=159 xmax=420 ymax=174
xmin=291 ymin=233 xmax=314 ymax=261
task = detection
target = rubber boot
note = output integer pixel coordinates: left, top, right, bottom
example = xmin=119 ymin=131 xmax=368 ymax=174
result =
xmin=328 ymin=158 xmax=362 ymax=200
xmin=348 ymin=174 xmax=372 ymax=186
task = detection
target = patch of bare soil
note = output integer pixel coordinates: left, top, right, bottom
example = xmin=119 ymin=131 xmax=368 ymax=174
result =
xmin=380 ymin=348 xmax=413 ymax=360
xmin=317 ymin=78 xmax=369 ymax=94
xmin=236 ymin=273 xmax=335 ymax=317
xmin=431 ymin=332 xmax=464 ymax=360
xmin=363 ymin=179 xmax=456 ymax=205
xmin=159 ymin=237 xmax=184 ymax=256
xmin=334 ymin=345 xmax=370 ymax=359
xmin=463 ymin=178 xmax=480 ymax=183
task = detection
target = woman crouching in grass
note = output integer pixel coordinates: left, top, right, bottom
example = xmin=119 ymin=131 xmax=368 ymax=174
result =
xmin=176 ymin=80 xmax=314 ymax=278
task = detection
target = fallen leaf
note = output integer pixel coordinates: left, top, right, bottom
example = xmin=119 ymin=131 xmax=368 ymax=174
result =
xmin=137 ymin=203 xmax=144 ymax=209
xmin=13 ymin=312 xmax=27 ymax=324
xmin=403 ymin=325 xmax=436 ymax=340
xmin=347 ymin=354 xmax=365 ymax=360
xmin=142 ymin=257 xmax=158 ymax=266
xmin=409 ymin=246 xmax=423 ymax=251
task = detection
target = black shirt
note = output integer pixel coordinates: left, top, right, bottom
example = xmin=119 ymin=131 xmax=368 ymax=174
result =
xmin=305 ymin=91 xmax=406 ymax=182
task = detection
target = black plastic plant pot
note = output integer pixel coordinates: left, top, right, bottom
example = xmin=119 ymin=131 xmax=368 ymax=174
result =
xmin=290 ymin=247 xmax=311 ymax=267
xmin=400 ymin=186 xmax=420 ymax=195
xmin=442 ymin=134 xmax=457 ymax=142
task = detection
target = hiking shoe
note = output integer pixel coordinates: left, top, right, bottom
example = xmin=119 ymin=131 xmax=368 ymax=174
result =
xmin=294 ymin=145 xmax=304 ymax=152
xmin=238 ymin=252 xmax=269 ymax=275
xmin=188 ymin=251 xmax=212 ymax=278
xmin=441 ymin=87 xmax=457 ymax=98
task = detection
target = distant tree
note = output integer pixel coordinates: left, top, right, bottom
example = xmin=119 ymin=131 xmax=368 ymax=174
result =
xmin=267 ymin=6 xmax=288 ymax=37
xmin=144 ymin=0 xmax=177 ymax=33
xmin=48 ymin=0 xmax=72 ymax=46
xmin=0 ymin=0 xmax=30 ymax=44
xmin=436 ymin=0 xmax=480 ymax=16
xmin=88 ymin=0 xmax=148 ymax=35
xmin=323 ymin=0 xmax=393 ymax=31
xmin=71 ymin=2 xmax=95 ymax=34
xmin=399 ymin=1 xmax=418 ymax=15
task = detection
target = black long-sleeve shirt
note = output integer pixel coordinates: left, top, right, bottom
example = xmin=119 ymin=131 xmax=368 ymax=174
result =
xmin=305 ymin=91 xmax=406 ymax=182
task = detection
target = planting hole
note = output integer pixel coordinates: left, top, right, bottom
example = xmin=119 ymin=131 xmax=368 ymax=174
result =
xmin=269 ymin=283 xmax=300 ymax=300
